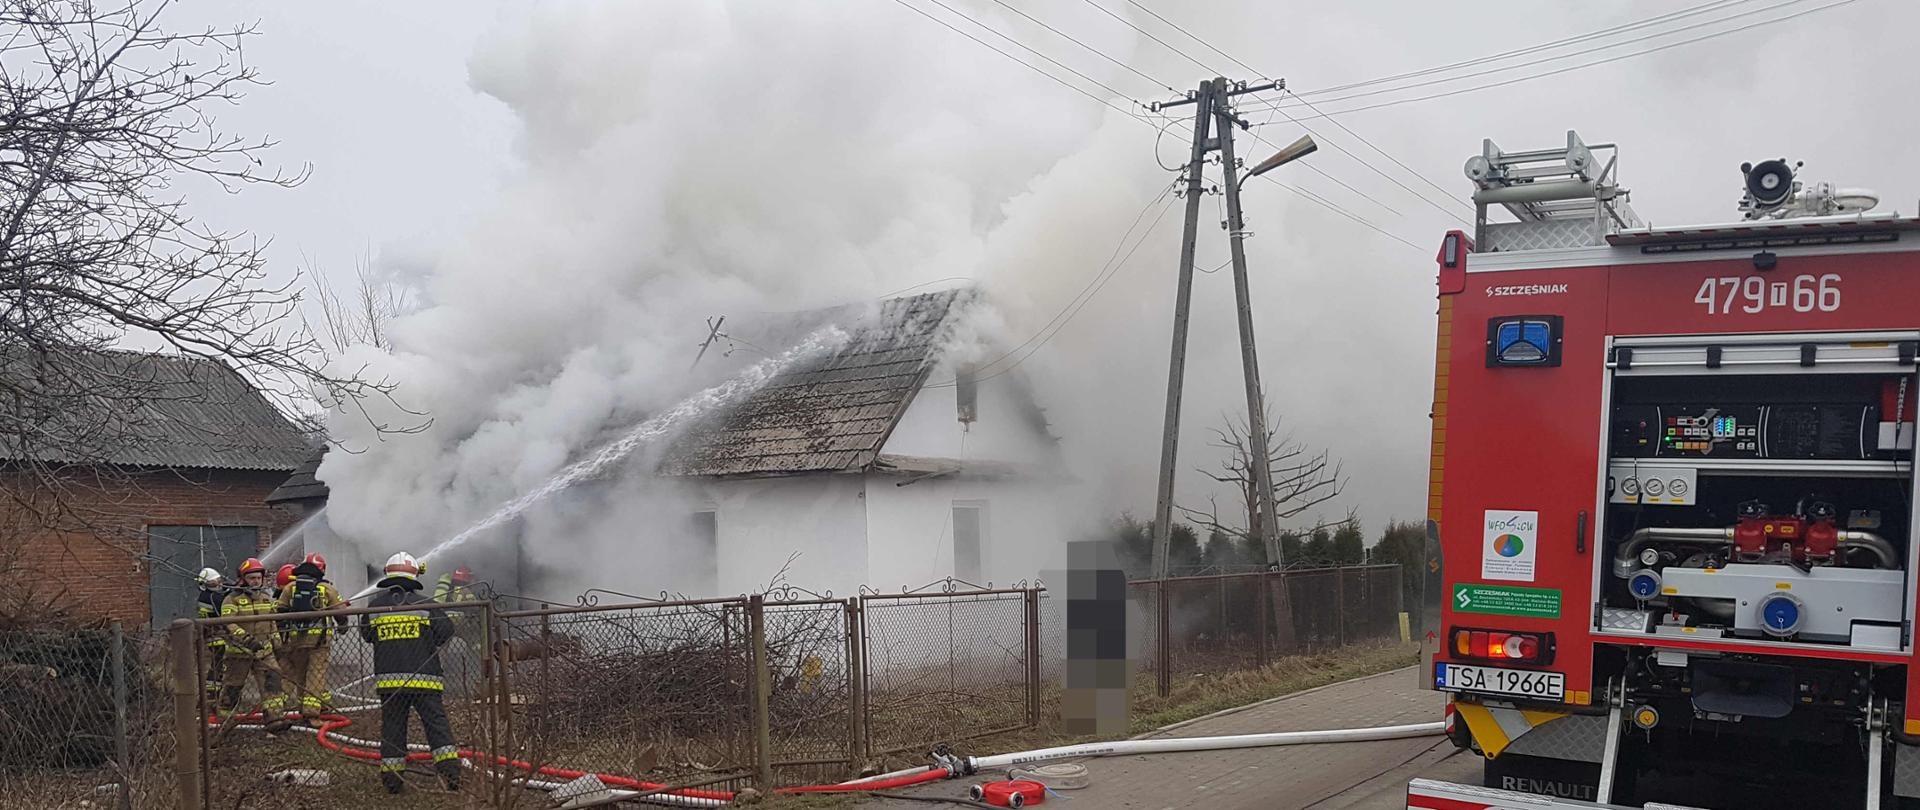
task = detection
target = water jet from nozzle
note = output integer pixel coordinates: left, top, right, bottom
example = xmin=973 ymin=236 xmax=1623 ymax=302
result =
xmin=346 ymin=325 xmax=849 ymax=604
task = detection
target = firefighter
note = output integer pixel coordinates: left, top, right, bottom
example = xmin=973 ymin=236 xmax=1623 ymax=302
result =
xmin=269 ymin=563 xmax=297 ymax=698
xmin=431 ymin=565 xmax=486 ymax=696
xmin=194 ymin=567 xmax=228 ymax=698
xmin=276 ymin=553 xmax=346 ymax=724
xmin=431 ymin=565 xmax=476 ymax=604
xmin=217 ymin=558 xmax=286 ymax=729
xmin=360 ymin=552 xmax=460 ymax=794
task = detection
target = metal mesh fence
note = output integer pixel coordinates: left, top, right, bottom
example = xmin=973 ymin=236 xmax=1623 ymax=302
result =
xmin=71 ymin=565 xmax=1412 ymax=807
xmin=0 ymin=625 xmax=174 ymax=810
xmin=498 ymin=598 xmax=754 ymax=793
xmin=1126 ymin=565 xmax=1406 ymax=685
xmin=859 ymin=589 xmax=1034 ymax=757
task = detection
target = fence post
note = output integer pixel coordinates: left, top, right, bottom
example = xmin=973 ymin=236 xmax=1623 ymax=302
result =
xmin=1255 ymin=572 xmax=1270 ymax=669
xmin=1155 ymin=580 xmax=1171 ymax=698
xmin=1335 ymin=567 xmax=1348 ymax=647
xmin=844 ymin=598 xmax=865 ymax=780
xmin=747 ymin=594 xmax=774 ymax=790
xmin=111 ymin=620 xmax=131 ymax=810
xmin=167 ymin=620 xmax=202 ymax=810
xmin=483 ymin=605 xmax=501 ymax=796
xmin=1023 ymin=588 xmax=1041 ymax=728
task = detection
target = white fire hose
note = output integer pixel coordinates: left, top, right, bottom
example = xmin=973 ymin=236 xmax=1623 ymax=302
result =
xmin=225 ymin=714 xmax=1443 ymax=807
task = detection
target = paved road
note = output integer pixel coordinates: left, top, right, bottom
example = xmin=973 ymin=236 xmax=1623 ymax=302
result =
xmin=862 ymin=667 xmax=1481 ymax=810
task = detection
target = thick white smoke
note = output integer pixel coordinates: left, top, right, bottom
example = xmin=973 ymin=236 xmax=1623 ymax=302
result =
xmin=319 ymin=0 xmax=1184 ymax=596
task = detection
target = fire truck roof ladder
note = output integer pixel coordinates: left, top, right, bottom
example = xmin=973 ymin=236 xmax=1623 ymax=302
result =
xmin=1465 ymin=130 xmax=1641 ymax=253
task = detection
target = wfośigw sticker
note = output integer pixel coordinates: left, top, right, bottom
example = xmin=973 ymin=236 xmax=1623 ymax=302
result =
xmin=1481 ymin=509 xmax=1538 ymax=582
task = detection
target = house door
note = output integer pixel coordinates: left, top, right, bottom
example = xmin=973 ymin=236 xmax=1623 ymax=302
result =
xmin=149 ymin=526 xmax=260 ymax=626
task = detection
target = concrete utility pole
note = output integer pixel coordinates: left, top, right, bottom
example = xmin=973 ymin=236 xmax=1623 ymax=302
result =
xmin=1147 ymin=78 xmax=1217 ymax=582
xmin=1146 ymin=77 xmax=1308 ymax=579
xmin=1213 ymin=100 xmax=1285 ymax=569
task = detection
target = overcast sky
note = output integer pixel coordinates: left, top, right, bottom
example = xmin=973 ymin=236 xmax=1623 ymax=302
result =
xmin=174 ymin=0 xmax=1918 ymax=540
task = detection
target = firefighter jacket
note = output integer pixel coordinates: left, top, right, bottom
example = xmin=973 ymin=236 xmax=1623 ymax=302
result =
xmin=197 ymin=587 xmax=227 ymax=649
xmin=276 ymin=574 xmax=346 ymax=641
xmin=219 ymin=585 xmax=278 ymax=657
xmin=432 ymin=574 xmax=478 ymax=604
xmin=359 ymin=583 xmax=454 ymax=692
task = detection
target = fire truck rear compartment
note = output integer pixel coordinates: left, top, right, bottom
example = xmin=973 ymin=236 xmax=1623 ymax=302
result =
xmin=1602 ymin=371 xmax=1914 ymax=648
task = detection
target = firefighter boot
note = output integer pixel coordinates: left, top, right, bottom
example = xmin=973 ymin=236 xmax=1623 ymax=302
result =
xmin=380 ymin=772 xmax=405 ymax=795
xmin=438 ymin=760 xmax=461 ymax=792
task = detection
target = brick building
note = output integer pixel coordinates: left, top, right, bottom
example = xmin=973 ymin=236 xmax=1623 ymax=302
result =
xmin=0 ymin=351 xmax=312 ymax=628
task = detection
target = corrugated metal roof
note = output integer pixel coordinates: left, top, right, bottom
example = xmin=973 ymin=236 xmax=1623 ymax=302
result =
xmin=0 ymin=349 xmax=313 ymax=472
xmin=661 ymin=289 xmax=962 ymax=477
xmin=265 ymin=447 xmax=330 ymax=503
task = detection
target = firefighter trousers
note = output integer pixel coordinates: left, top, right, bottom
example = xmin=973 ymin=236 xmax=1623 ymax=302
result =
xmin=378 ymin=690 xmax=460 ymax=779
xmin=218 ymin=652 xmax=285 ymax=719
xmin=281 ymin=639 xmax=332 ymax=717
xmin=203 ymin=644 xmax=226 ymax=695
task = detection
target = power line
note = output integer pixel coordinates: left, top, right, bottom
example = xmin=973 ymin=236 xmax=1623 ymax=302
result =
xmin=985 ymin=0 xmax=1177 ymax=93
xmin=918 ymin=0 xmax=1144 ymax=106
xmin=884 ymin=0 xmax=1148 ymax=125
xmin=1121 ymin=0 xmax=1264 ymax=78
xmin=885 ymin=0 xmax=1431 ymax=253
xmin=1074 ymin=0 xmax=1221 ymax=75
xmin=1245 ymin=90 xmax=1473 ymax=224
xmin=1254 ymin=0 xmax=1840 ymax=115
xmin=1262 ymin=0 xmax=1862 ymax=122
xmin=1282 ymin=89 xmax=1476 ymax=216
xmin=1285 ymin=0 xmax=1754 ymax=101
xmin=1078 ymin=0 xmax=1472 ymax=224
xmin=924 ymin=183 xmax=1180 ymax=387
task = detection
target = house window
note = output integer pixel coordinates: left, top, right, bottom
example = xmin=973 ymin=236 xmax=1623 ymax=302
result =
xmin=147 ymin=525 xmax=259 ymax=626
xmin=690 ymin=510 xmax=718 ymax=592
xmin=952 ymin=501 xmax=986 ymax=583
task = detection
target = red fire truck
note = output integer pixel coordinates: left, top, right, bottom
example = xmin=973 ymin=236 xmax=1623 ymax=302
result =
xmin=1409 ymin=132 xmax=1920 ymax=809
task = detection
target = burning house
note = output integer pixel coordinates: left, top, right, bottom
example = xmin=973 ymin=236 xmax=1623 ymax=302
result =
xmin=302 ymin=289 xmax=1070 ymax=600
xmin=659 ymin=288 xmax=1068 ymax=595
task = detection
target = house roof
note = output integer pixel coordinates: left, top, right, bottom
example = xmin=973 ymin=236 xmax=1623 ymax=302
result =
xmin=0 ymin=349 xmax=313 ymax=472
xmin=266 ymin=447 xmax=331 ymax=504
xmin=660 ymin=289 xmax=963 ymax=477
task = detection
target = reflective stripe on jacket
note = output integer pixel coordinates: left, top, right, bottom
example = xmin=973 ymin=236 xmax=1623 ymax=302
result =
xmin=359 ymin=586 xmax=453 ymax=692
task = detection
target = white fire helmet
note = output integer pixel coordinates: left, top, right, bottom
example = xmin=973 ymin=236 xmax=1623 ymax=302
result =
xmin=195 ymin=567 xmax=222 ymax=588
xmin=381 ymin=552 xmax=423 ymax=584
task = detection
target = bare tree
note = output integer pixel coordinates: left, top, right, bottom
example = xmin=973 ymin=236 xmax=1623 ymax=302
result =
xmin=0 ymin=0 xmax=407 ymax=617
xmin=309 ymin=254 xmax=410 ymax=355
xmin=1177 ymin=402 xmax=1348 ymax=567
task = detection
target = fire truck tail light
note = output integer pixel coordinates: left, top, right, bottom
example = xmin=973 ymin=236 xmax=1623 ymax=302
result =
xmin=1449 ymin=626 xmax=1555 ymax=666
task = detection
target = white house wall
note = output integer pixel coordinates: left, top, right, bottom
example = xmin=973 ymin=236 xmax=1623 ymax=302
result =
xmin=703 ymin=474 xmax=869 ymax=596
xmin=862 ymin=472 xmax=1065 ymax=590
xmin=882 ymin=375 xmax=1056 ymax=465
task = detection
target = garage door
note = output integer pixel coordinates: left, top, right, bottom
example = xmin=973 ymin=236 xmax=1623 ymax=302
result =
xmin=149 ymin=526 xmax=259 ymax=626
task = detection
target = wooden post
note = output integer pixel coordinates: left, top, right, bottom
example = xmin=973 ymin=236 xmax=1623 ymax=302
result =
xmin=167 ymin=620 xmax=202 ymax=810
xmin=111 ymin=620 xmax=131 ymax=810
xmin=844 ymin=599 xmax=865 ymax=780
xmin=748 ymin=594 xmax=774 ymax=790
